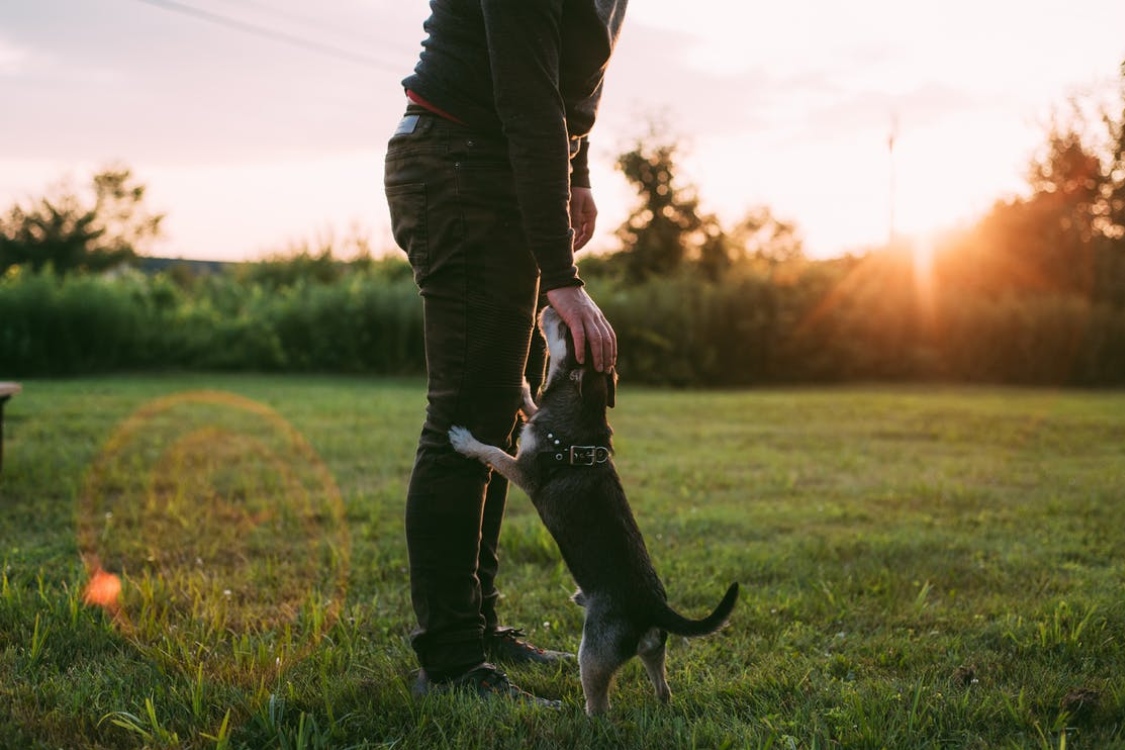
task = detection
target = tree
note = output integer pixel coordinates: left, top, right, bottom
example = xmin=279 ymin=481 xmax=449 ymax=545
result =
xmin=608 ymin=122 xmax=807 ymax=285
xmin=1095 ymin=61 xmax=1125 ymax=242
xmin=1020 ymin=66 xmax=1125 ymax=303
xmin=614 ymin=127 xmax=708 ymax=283
xmin=729 ymin=206 xmax=805 ymax=275
xmin=941 ymin=71 xmax=1125 ymax=302
xmin=1023 ymin=122 xmax=1103 ymax=294
xmin=0 ymin=167 xmax=163 ymax=275
xmin=1093 ymin=61 xmax=1125 ymax=305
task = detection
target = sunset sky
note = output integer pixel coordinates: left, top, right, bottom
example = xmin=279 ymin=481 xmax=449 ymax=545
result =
xmin=2 ymin=0 xmax=1123 ymax=262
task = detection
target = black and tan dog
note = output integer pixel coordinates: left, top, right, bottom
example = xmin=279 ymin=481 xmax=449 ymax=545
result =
xmin=449 ymin=306 xmax=739 ymax=715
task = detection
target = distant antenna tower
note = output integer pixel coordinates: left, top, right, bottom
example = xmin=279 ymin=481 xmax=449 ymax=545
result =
xmin=887 ymin=113 xmax=899 ymax=247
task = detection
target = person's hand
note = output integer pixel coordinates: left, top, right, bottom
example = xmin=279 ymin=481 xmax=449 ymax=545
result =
xmin=545 ymin=285 xmax=616 ymax=372
xmin=570 ymin=187 xmax=597 ymax=250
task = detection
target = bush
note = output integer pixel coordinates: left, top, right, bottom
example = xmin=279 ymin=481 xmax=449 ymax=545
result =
xmin=1 ymin=260 xmax=1123 ymax=386
xmin=0 ymin=265 xmax=423 ymax=377
xmin=0 ymin=268 xmax=172 ymax=375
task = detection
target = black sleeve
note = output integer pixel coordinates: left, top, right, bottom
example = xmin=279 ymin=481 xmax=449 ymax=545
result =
xmin=481 ymin=0 xmax=582 ymax=290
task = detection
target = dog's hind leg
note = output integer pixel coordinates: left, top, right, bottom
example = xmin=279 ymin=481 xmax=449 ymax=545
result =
xmin=638 ymin=627 xmax=671 ymax=704
xmin=578 ymin=603 xmax=630 ymax=716
xmin=578 ymin=632 xmax=620 ymax=716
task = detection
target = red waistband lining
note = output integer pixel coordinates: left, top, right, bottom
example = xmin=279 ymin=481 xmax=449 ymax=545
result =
xmin=406 ymin=90 xmax=467 ymax=125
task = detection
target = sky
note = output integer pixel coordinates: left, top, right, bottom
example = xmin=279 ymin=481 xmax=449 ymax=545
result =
xmin=1 ymin=0 xmax=1123 ymax=262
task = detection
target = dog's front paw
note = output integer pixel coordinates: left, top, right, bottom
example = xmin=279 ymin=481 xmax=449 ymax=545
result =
xmin=448 ymin=426 xmax=479 ymax=456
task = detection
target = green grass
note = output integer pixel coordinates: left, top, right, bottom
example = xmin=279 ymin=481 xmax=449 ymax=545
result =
xmin=2 ymin=376 xmax=1124 ymax=749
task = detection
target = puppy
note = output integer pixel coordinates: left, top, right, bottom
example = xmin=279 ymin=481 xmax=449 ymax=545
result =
xmin=449 ymin=306 xmax=739 ymax=715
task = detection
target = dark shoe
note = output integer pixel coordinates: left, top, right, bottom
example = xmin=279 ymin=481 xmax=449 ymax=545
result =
xmin=413 ymin=662 xmax=561 ymax=708
xmin=485 ymin=626 xmax=574 ymax=666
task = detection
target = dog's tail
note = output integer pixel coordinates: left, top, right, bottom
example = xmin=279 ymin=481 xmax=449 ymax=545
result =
xmin=654 ymin=582 xmax=739 ymax=637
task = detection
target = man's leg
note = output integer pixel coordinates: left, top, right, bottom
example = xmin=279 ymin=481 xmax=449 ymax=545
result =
xmin=387 ymin=114 xmax=540 ymax=679
xmin=478 ymin=326 xmax=546 ymax=631
xmin=473 ymin=324 xmax=570 ymax=665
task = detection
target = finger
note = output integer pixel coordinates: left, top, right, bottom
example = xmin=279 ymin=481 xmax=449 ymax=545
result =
xmin=570 ymin=319 xmax=587 ymax=365
xmin=574 ymin=226 xmax=589 ymax=250
xmin=600 ymin=321 xmax=614 ymax=372
xmin=589 ymin=320 xmax=607 ymax=372
xmin=606 ymin=322 xmax=617 ymax=369
xmin=574 ymin=213 xmax=592 ymax=249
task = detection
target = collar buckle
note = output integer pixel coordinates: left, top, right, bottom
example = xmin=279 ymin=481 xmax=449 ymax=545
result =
xmin=569 ymin=445 xmax=610 ymax=465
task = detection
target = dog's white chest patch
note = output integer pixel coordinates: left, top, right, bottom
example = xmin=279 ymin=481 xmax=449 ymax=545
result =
xmin=518 ymin=424 xmax=540 ymax=456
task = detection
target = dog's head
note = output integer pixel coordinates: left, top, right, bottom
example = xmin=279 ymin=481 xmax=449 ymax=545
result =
xmin=539 ymin=306 xmax=616 ymax=410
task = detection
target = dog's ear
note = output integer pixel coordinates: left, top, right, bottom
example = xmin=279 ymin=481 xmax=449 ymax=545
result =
xmin=576 ymin=366 xmax=616 ymax=411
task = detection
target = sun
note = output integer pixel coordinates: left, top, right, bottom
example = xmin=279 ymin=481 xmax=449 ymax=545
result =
xmin=890 ymin=111 xmax=1028 ymax=241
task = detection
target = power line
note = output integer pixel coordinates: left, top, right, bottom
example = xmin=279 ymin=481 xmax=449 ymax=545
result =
xmin=218 ymin=0 xmax=419 ymax=60
xmin=131 ymin=0 xmax=404 ymax=74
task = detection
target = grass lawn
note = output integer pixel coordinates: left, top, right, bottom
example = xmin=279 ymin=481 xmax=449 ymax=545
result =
xmin=1 ymin=376 xmax=1124 ymax=749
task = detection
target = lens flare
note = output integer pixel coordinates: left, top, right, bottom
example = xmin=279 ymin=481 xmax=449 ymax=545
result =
xmin=82 ymin=566 xmax=122 ymax=611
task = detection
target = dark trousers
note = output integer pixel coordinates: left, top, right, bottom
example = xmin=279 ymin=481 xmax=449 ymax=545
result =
xmin=385 ymin=107 xmax=545 ymax=676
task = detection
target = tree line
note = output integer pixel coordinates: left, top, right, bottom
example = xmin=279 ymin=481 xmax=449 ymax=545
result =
xmin=2 ymin=63 xmax=1124 ymax=384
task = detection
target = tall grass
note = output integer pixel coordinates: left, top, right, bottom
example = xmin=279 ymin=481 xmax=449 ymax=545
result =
xmin=0 ymin=266 xmax=426 ymax=376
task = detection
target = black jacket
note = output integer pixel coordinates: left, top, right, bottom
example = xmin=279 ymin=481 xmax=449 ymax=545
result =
xmin=403 ymin=0 xmax=628 ymax=291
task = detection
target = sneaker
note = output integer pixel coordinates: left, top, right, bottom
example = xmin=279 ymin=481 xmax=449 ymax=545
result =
xmin=485 ymin=626 xmax=574 ymax=665
xmin=413 ymin=663 xmax=561 ymax=708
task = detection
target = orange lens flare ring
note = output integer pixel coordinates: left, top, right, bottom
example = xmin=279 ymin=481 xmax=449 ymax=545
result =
xmin=76 ymin=390 xmax=350 ymax=683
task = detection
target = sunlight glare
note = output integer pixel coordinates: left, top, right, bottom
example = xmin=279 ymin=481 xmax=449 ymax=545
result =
xmin=891 ymin=111 xmax=1032 ymax=240
xmin=911 ymin=233 xmax=937 ymax=326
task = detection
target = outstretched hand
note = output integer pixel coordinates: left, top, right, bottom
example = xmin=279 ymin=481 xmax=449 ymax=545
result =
xmin=545 ymin=285 xmax=617 ymax=373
